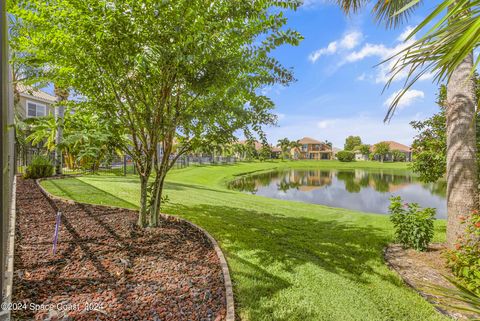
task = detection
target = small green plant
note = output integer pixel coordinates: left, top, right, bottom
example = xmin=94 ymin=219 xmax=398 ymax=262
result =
xmin=336 ymin=150 xmax=355 ymax=162
xmin=24 ymin=155 xmax=54 ymax=179
xmin=389 ymin=196 xmax=436 ymax=251
xmin=446 ymin=210 xmax=480 ymax=294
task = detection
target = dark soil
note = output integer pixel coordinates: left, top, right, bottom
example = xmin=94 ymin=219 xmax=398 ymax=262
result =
xmin=13 ymin=178 xmax=226 ymax=321
xmin=385 ymin=243 xmax=480 ymax=320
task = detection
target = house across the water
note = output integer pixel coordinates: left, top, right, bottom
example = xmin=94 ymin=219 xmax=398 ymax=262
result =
xmin=370 ymin=141 xmax=412 ymax=162
xmin=291 ymin=137 xmax=333 ymax=160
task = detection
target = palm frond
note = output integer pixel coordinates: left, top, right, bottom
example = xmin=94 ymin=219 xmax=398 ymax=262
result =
xmin=335 ymin=0 xmax=422 ymax=27
xmin=335 ymin=0 xmax=369 ymax=14
xmin=373 ymin=0 xmax=423 ymax=28
xmin=383 ymin=0 xmax=480 ymax=119
xmin=431 ymin=276 xmax=480 ymax=319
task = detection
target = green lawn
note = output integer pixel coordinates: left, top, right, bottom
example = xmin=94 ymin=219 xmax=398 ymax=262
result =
xmin=41 ymin=160 xmax=447 ymax=321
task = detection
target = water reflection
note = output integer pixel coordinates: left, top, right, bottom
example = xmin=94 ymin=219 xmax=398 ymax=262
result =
xmin=228 ymin=169 xmax=447 ymax=217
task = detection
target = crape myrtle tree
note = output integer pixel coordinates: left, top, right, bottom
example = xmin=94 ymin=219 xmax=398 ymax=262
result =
xmin=11 ymin=0 xmax=303 ymax=227
xmin=335 ymin=0 xmax=480 ymax=248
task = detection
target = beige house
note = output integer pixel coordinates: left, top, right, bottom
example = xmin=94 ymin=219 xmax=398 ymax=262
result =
xmin=16 ymin=84 xmax=56 ymax=119
xmin=291 ymin=137 xmax=333 ymax=160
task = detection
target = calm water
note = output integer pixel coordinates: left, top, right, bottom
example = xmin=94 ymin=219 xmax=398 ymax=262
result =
xmin=228 ymin=168 xmax=447 ymax=218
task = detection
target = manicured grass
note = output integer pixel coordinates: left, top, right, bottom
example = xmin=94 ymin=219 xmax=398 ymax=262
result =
xmin=42 ymin=160 xmax=447 ymax=321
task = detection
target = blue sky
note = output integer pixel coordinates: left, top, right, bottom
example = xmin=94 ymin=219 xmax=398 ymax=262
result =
xmin=41 ymin=1 xmax=442 ymax=148
xmin=263 ymin=1 xmax=443 ymax=148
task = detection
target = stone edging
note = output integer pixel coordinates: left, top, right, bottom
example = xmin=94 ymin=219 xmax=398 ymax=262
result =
xmin=0 ymin=176 xmax=17 ymax=321
xmin=36 ymin=177 xmax=235 ymax=321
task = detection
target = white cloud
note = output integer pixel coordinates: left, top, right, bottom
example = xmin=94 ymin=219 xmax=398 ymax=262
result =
xmin=343 ymin=32 xmax=416 ymax=84
xmin=317 ymin=120 xmax=335 ymax=129
xmin=419 ymin=72 xmax=435 ymax=81
xmin=356 ymin=73 xmax=367 ymax=81
xmin=344 ymin=43 xmax=390 ymax=63
xmin=301 ymin=0 xmax=329 ymax=8
xmin=340 ymin=32 xmax=362 ymax=50
xmin=384 ymin=89 xmax=425 ymax=109
xmin=329 ymin=26 xmax=434 ymax=84
xmin=397 ymin=25 xmax=415 ymax=42
xmin=309 ymin=31 xmax=362 ymax=63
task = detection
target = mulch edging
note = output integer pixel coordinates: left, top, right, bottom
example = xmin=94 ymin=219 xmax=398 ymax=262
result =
xmin=384 ymin=243 xmax=480 ymax=320
xmin=12 ymin=177 xmax=234 ymax=320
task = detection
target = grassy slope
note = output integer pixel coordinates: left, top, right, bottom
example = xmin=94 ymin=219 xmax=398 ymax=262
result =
xmin=41 ymin=160 xmax=447 ymax=321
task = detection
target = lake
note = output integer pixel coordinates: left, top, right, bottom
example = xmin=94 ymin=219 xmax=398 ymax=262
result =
xmin=228 ymin=168 xmax=447 ymax=218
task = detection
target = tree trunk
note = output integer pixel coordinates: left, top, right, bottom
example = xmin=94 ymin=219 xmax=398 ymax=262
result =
xmin=446 ymin=52 xmax=478 ymax=249
xmin=54 ymin=86 xmax=68 ymax=175
xmin=149 ymin=172 xmax=166 ymax=227
xmin=138 ymin=175 xmax=149 ymax=227
xmin=54 ymin=104 xmax=64 ymax=175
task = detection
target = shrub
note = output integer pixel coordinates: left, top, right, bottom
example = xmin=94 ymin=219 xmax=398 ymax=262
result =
xmin=336 ymin=150 xmax=355 ymax=162
xmin=445 ymin=210 xmax=480 ymax=294
xmin=391 ymin=149 xmax=406 ymax=162
xmin=24 ymin=155 xmax=54 ymax=179
xmin=389 ymin=196 xmax=436 ymax=251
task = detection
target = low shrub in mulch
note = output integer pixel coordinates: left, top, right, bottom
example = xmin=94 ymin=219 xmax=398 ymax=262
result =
xmin=13 ymin=178 xmax=226 ymax=321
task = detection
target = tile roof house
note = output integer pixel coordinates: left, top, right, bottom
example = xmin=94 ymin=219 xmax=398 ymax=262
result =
xmin=291 ymin=137 xmax=333 ymax=160
xmin=371 ymin=141 xmax=412 ymax=162
xmin=15 ymin=84 xmax=57 ymax=119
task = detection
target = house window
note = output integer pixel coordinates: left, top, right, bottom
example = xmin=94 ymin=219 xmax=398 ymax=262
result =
xmin=302 ymin=144 xmax=308 ymax=152
xmin=26 ymin=101 xmax=47 ymax=118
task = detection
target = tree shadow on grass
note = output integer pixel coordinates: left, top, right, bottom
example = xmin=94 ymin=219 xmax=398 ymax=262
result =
xmin=168 ymin=202 xmax=405 ymax=319
xmin=46 ymin=178 xmax=139 ymax=209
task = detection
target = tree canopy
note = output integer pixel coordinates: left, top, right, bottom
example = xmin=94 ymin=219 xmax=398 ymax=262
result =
xmin=344 ymin=136 xmax=362 ymax=151
xmin=10 ymin=0 xmax=303 ymax=226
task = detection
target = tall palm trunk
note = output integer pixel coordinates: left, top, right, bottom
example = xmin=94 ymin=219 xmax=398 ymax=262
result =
xmin=446 ymin=52 xmax=478 ymax=249
xmin=54 ymin=85 xmax=68 ymax=175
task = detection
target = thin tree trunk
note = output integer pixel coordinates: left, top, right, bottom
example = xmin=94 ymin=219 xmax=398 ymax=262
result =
xmin=149 ymin=172 xmax=166 ymax=227
xmin=54 ymin=86 xmax=67 ymax=175
xmin=138 ymin=175 xmax=149 ymax=227
xmin=446 ymin=52 xmax=478 ymax=249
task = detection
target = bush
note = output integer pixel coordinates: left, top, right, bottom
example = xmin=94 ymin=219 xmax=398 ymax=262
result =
xmin=446 ymin=210 xmax=480 ymax=294
xmin=389 ymin=196 xmax=436 ymax=251
xmin=24 ymin=155 xmax=54 ymax=179
xmin=392 ymin=149 xmax=406 ymax=162
xmin=336 ymin=150 xmax=355 ymax=162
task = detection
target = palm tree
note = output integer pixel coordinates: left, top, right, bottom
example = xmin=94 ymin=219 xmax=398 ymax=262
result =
xmin=334 ymin=0 xmax=479 ymax=248
xmin=53 ymin=85 xmax=69 ymax=175
xmin=277 ymin=138 xmax=292 ymax=160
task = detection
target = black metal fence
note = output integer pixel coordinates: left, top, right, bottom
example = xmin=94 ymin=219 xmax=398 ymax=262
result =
xmin=16 ymin=148 xmax=239 ymax=176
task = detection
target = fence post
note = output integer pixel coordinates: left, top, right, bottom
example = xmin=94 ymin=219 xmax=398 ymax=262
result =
xmin=123 ymin=155 xmax=127 ymax=176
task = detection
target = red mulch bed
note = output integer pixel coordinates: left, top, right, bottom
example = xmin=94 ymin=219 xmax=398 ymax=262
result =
xmin=13 ymin=178 xmax=226 ymax=321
